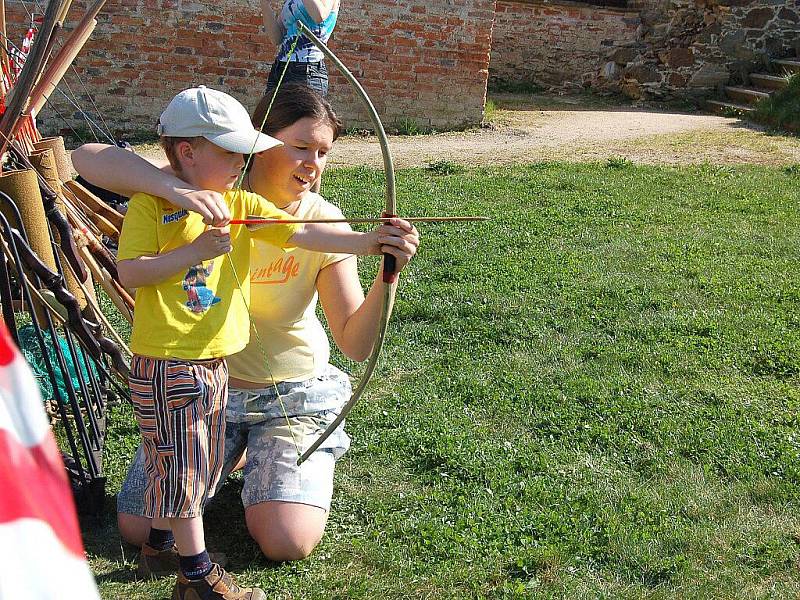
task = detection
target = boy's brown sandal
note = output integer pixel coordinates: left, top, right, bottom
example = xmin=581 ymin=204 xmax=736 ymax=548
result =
xmin=137 ymin=543 xmax=228 ymax=579
xmin=172 ymin=564 xmax=266 ymax=600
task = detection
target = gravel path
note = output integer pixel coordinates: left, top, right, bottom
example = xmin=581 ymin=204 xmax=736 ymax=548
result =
xmin=127 ymin=93 xmax=800 ymax=169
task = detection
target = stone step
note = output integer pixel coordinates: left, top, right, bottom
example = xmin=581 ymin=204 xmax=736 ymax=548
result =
xmin=773 ymin=59 xmax=800 ymax=75
xmin=724 ymin=86 xmax=771 ymax=105
xmin=707 ymin=100 xmax=755 ymax=115
xmin=750 ymin=73 xmax=789 ymax=91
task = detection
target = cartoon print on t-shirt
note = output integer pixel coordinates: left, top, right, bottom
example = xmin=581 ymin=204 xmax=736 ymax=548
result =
xmin=183 ymin=262 xmax=221 ymax=313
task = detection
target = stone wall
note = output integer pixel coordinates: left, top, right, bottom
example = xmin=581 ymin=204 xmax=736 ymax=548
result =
xmin=602 ymin=0 xmax=800 ymax=100
xmin=490 ymin=0 xmax=640 ymax=89
xmin=7 ymin=0 xmax=496 ymax=137
xmin=490 ymin=0 xmax=800 ymax=101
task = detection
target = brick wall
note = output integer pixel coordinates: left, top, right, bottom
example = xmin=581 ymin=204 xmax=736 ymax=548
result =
xmin=490 ymin=0 xmax=640 ymax=89
xmin=7 ymin=0 xmax=496 ymax=137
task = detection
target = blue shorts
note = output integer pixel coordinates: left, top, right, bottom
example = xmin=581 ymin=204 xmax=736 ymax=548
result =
xmin=266 ymin=59 xmax=329 ymax=96
xmin=117 ymin=364 xmax=352 ymax=514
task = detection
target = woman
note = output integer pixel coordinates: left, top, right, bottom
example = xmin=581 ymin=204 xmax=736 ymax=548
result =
xmin=72 ymin=84 xmax=419 ymax=561
xmin=262 ymin=0 xmax=339 ymax=97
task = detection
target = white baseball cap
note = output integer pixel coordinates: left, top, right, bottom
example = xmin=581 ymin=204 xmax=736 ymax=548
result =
xmin=157 ymin=86 xmax=282 ymax=154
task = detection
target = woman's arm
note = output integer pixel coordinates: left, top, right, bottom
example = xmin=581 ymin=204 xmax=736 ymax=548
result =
xmin=71 ymin=143 xmax=231 ymax=225
xmin=261 ymin=0 xmax=285 ymax=45
xmin=302 ymin=0 xmax=338 ymax=23
xmin=287 ymin=217 xmax=416 ymax=256
xmin=317 ymin=219 xmax=419 ymax=361
xmin=72 ymin=144 xmax=171 ymax=197
xmin=288 ymin=223 xmax=380 ymax=255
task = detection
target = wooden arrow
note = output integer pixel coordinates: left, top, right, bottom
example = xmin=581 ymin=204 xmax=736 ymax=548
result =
xmin=231 ymin=216 xmax=489 ymax=225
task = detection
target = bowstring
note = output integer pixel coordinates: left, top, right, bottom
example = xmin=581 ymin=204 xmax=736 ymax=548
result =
xmin=224 ymin=257 xmax=304 ymax=457
xmin=235 ymin=33 xmax=300 ymax=188
xmin=225 ymin=33 xmax=305 ymax=459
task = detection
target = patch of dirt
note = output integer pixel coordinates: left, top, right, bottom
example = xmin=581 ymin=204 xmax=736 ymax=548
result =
xmin=129 ymin=93 xmax=800 ymax=169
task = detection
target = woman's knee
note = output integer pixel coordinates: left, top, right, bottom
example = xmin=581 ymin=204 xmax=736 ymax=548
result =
xmin=253 ymin=529 xmax=320 ymax=562
xmin=245 ymin=502 xmax=328 ymax=562
xmin=117 ymin=512 xmax=151 ymax=547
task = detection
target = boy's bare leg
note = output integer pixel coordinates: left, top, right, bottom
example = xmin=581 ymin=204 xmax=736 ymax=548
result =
xmin=170 ymin=516 xmax=206 ymax=556
xmin=151 ymin=517 xmax=170 ymax=532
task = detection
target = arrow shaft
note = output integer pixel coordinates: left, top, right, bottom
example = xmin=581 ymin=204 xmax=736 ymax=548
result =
xmin=230 ymin=216 xmax=488 ymax=225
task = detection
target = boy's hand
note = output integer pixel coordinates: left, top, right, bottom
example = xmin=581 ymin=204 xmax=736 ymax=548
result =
xmin=191 ymin=227 xmax=232 ymax=261
xmin=173 ymin=190 xmax=231 ymax=226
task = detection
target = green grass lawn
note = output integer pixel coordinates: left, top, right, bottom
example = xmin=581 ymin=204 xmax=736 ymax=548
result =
xmin=87 ymin=161 xmax=800 ymax=599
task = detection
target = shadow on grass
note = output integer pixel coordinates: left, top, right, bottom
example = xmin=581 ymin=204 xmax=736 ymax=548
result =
xmin=80 ymin=493 xmax=137 ymax=584
xmin=94 ymin=567 xmax=139 ymax=585
xmin=202 ymin=477 xmax=270 ymax=567
xmin=81 ymin=476 xmax=275 ymax=581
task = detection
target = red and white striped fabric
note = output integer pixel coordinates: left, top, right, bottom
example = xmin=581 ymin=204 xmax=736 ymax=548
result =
xmin=0 ymin=320 xmax=100 ymax=599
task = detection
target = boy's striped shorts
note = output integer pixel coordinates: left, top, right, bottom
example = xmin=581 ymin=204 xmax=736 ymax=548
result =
xmin=128 ymin=354 xmax=228 ymax=519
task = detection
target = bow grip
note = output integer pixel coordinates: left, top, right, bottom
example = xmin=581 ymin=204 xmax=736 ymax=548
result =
xmin=45 ymin=203 xmax=88 ymax=284
xmin=381 ymin=212 xmax=398 ymax=284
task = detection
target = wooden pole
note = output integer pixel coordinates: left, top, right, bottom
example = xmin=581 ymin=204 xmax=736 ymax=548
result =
xmin=0 ymin=0 xmax=9 ymax=82
xmin=57 ymin=0 xmax=74 ymax=25
xmin=0 ymin=0 xmax=67 ymax=154
xmin=76 ymin=243 xmax=133 ymax=324
xmin=63 ymin=179 xmax=124 ymax=230
xmin=28 ymin=18 xmax=96 ymax=116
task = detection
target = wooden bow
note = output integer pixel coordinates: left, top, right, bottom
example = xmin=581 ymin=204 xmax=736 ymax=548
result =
xmin=293 ymin=20 xmax=399 ymax=465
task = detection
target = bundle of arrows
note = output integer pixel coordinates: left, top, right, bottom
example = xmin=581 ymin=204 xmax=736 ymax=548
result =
xmin=0 ymin=0 xmax=130 ymax=515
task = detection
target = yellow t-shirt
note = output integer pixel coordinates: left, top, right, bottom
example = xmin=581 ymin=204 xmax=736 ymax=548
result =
xmin=228 ymin=193 xmax=351 ymax=383
xmin=118 ymin=189 xmax=301 ymax=360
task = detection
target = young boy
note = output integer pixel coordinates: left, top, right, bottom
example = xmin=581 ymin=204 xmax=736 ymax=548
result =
xmin=118 ymin=86 xmax=382 ymax=600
